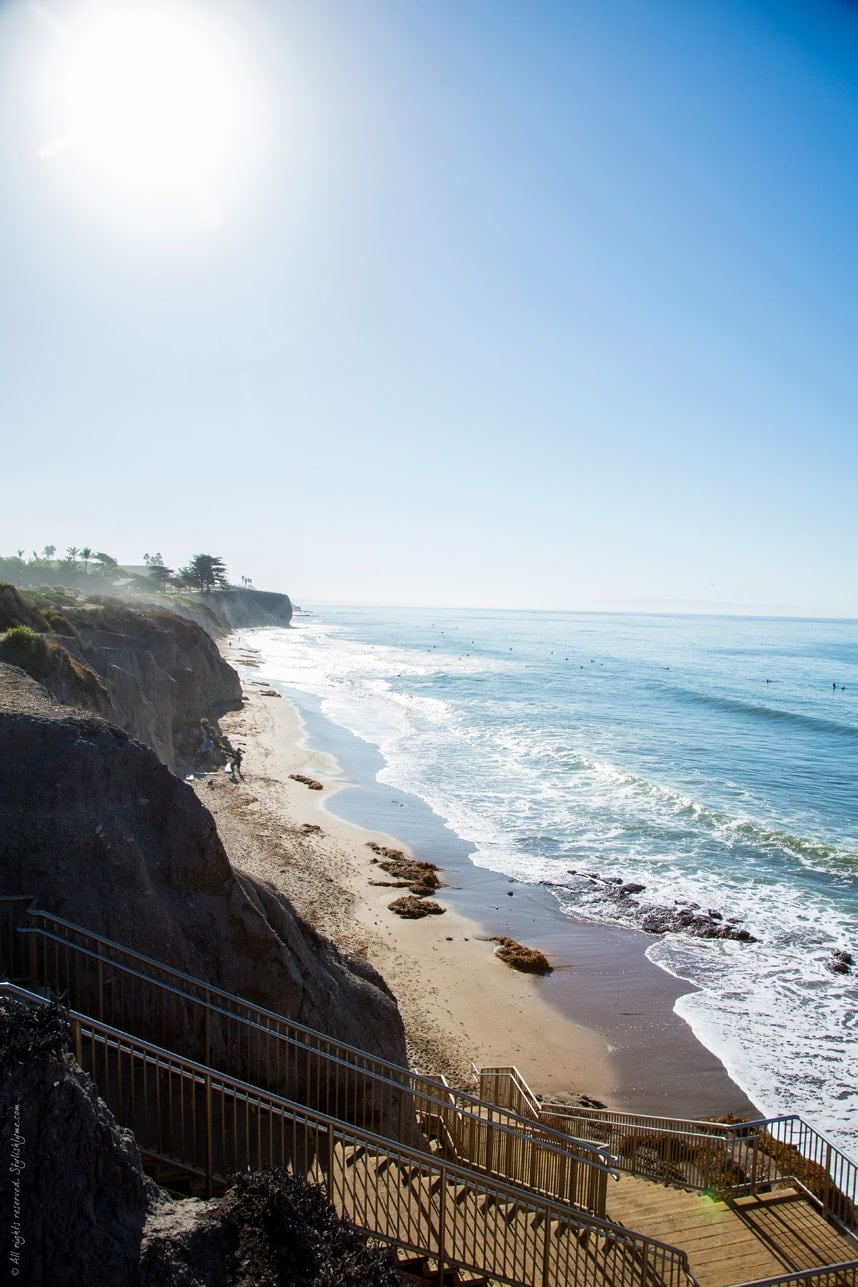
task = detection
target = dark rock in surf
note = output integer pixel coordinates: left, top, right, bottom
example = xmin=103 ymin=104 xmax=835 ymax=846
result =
xmin=826 ymin=950 xmax=853 ymax=975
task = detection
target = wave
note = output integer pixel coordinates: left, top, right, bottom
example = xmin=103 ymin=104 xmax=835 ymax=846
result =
xmin=244 ymin=613 xmax=858 ymax=1155
xmin=657 ymin=682 xmax=858 ymax=740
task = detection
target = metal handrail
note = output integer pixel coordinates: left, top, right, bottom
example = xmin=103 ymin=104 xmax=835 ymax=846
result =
xmin=5 ymin=906 xmax=618 ymax=1214
xmin=731 ymin=1264 xmax=858 ymax=1287
xmin=18 ymin=904 xmax=604 ymax=1137
xmin=474 ymin=1062 xmax=543 ymax=1119
xmin=1 ymin=984 xmax=696 ymax=1287
xmin=528 ymin=1092 xmax=858 ymax=1236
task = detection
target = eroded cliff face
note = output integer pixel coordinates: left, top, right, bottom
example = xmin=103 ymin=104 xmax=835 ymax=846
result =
xmin=57 ymin=601 xmax=243 ymax=771
xmin=0 ymin=586 xmax=286 ymax=773
xmin=198 ymin=588 xmax=292 ymax=629
xmin=0 ymin=669 xmax=409 ymax=1071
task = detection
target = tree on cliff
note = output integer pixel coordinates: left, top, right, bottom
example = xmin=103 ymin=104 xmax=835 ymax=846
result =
xmin=177 ymin=552 xmax=228 ymax=592
xmin=143 ymin=552 xmax=173 ymax=590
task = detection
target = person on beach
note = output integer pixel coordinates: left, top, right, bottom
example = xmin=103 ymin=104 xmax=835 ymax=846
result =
xmin=230 ymin=747 xmax=244 ymax=780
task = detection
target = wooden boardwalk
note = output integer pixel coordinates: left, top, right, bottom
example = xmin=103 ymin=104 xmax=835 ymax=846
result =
xmin=608 ymin=1174 xmax=858 ymax=1287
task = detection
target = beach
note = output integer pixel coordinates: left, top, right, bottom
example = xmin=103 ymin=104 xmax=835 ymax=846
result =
xmin=196 ymin=634 xmax=761 ymax=1120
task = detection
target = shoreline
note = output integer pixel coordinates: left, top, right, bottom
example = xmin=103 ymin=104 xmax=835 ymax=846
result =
xmin=200 ymin=632 xmax=760 ymax=1118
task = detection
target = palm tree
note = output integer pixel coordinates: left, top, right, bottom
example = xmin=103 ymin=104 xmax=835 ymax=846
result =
xmin=80 ymin=546 xmax=92 ymax=573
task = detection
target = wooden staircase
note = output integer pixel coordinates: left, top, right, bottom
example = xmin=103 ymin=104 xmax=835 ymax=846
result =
xmin=607 ymin=1175 xmax=858 ymax=1287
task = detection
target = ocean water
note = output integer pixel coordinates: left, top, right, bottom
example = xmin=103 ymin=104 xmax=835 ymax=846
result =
xmin=243 ymin=606 xmax=858 ymax=1155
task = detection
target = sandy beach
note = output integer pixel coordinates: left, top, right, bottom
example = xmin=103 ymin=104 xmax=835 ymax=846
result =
xmin=193 ymin=634 xmax=760 ymax=1120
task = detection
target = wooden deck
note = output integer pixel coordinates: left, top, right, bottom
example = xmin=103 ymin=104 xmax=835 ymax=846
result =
xmin=608 ymin=1174 xmax=858 ymax=1287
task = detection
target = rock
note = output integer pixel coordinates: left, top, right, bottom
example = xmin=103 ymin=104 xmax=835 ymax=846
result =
xmin=826 ymin=950 xmax=853 ymax=975
xmin=140 ymin=1169 xmax=401 ymax=1286
xmin=196 ymin=588 xmax=293 ymax=629
xmin=0 ymin=997 xmax=155 ymax=1285
xmin=639 ymin=903 xmax=757 ymax=943
xmin=619 ymin=882 xmax=646 ymax=896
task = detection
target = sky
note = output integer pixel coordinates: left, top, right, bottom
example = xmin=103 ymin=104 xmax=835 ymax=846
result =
xmin=1 ymin=0 xmax=857 ymax=615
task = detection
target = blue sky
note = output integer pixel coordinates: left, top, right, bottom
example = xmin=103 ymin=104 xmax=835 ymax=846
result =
xmin=2 ymin=0 xmax=857 ymax=614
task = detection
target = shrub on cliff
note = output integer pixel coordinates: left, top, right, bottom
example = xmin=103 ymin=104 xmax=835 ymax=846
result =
xmin=0 ymin=624 xmax=112 ymax=711
xmin=41 ymin=607 xmax=77 ymax=635
xmin=0 ymin=583 xmax=48 ymax=633
xmin=0 ymin=624 xmax=54 ymax=678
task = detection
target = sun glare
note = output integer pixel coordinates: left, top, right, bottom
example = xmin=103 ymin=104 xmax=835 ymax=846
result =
xmin=44 ymin=3 xmax=249 ymax=222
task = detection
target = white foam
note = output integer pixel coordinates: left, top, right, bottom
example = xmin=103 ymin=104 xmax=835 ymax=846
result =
xmin=244 ymin=618 xmax=858 ymax=1155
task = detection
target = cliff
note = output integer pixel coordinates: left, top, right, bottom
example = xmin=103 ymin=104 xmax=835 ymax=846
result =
xmin=199 ymin=588 xmax=293 ymax=630
xmin=0 ymin=583 xmax=410 ymax=1078
xmin=134 ymin=587 xmax=293 ymax=637
xmin=0 ymin=671 xmax=408 ymax=1070
xmin=58 ymin=601 xmax=244 ymax=771
xmin=0 ymin=589 xmax=243 ymax=772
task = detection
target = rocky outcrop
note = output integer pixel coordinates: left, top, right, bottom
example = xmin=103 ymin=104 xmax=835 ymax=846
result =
xmin=0 ymin=998 xmax=155 ymax=1285
xmin=151 ymin=588 xmax=293 ymax=638
xmin=557 ymin=870 xmax=759 ymax=943
xmin=0 ymin=692 xmax=409 ymax=1073
xmin=140 ymin=1169 xmax=401 ymax=1286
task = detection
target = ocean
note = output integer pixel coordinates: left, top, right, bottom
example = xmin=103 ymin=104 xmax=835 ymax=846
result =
xmin=240 ymin=606 xmax=858 ymax=1155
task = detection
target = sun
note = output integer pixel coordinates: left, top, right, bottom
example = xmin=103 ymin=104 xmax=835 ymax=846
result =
xmin=43 ymin=3 xmax=249 ymax=222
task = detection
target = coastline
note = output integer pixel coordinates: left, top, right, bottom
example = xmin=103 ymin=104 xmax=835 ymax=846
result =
xmin=200 ymin=632 xmax=760 ymax=1118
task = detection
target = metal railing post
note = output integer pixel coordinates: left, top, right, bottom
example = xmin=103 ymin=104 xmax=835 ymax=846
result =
xmin=205 ymin=1072 xmax=214 ymax=1198
xmin=750 ymin=1132 xmax=762 ymax=1197
xmin=542 ymin=1199 xmax=552 ymax=1287
xmin=436 ymin=1163 xmax=447 ymax=1287
xmin=325 ymin=1125 xmax=334 ymax=1202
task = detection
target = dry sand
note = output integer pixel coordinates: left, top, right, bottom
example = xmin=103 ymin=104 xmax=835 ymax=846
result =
xmin=193 ymin=635 xmax=760 ymax=1118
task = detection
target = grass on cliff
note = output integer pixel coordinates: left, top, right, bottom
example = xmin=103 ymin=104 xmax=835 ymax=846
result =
xmin=0 ymin=583 xmax=78 ymax=636
xmin=0 ymin=625 xmax=55 ymax=679
xmin=0 ymin=622 xmax=111 ymax=708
